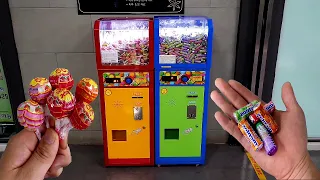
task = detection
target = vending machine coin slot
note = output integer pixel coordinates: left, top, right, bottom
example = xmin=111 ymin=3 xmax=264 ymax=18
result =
xmin=187 ymin=105 xmax=197 ymax=119
xmin=187 ymin=95 xmax=198 ymax=98
xmin=133 ymin=107 xmax=143 ymax=120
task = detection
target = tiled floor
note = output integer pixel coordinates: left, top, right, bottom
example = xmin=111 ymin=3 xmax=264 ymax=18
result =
xmin=56 ymin=145 xmax=278 ymax=180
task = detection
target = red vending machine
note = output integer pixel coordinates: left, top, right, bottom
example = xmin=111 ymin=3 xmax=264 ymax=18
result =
xmin=94 ymin=18 xmax=154 ymax=166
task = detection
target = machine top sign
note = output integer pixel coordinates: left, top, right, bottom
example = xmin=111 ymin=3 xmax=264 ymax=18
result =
xmin=77 ymin=0 xmax=185 ymax=14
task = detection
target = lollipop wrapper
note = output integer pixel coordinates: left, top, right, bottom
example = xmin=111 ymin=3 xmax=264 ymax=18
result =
xmin=75 ymin=78 xmax=98 ymax=103
xmin=49 ymin=68 xmax=74 ymax=90
xmin=69 ymin=102 xmax=94 ymax=130
xmin=47 ymin=88 xmax=76 ymax=119
xmin=17 ymin=100 xmax=45 ymax=140
xmin=55 ymin=117 xmax=73 ymax=140
xmin=29 ymin=77 xmax=52 ymax=105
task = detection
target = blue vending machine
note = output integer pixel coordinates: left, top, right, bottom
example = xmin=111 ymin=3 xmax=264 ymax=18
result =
xmin=154 ymin=16 xmax=214 ymax=166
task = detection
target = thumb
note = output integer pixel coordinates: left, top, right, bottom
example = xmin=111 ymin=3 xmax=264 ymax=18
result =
xmin=22 ymin=128 xmax=59 ymax=179
xmin=281 ymin=82 xmax=300 ymax=111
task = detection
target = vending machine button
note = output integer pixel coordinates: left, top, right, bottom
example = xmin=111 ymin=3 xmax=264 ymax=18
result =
xmin=181 ymin=75 xmax=189 ymax=83
xmin=125 ymin=77 xmax=133 ymax=84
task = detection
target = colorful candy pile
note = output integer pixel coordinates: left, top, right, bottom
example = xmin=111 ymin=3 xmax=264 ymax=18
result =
xmin=17 ymin=68 xmax=98 ymax=140
xmin=233 ymin=100 xmax=278 ymax=156
xmin=159 ymin=34 xmax=208 ymax=64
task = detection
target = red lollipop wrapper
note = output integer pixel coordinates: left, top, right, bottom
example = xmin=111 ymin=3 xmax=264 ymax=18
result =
xmin=75 ymin=78 xmax=98 ymax=103
xmin=17 ymin=99 xmax=45 ymax=140
xmin=56 ymin=102 xmax=94 ymax=139
xmin=29 ymin=77 xmax=52 ymax=105
xmin=49 ymin=68 xmax=74 ymax=90
xmin=47 ymin=88 xmax=76 ymax=119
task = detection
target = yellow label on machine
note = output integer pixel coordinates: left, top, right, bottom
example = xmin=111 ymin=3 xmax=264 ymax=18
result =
xmin=104 ymin=88 xmax=150 ymax=159
xmin=246 ymin=152 xmax=267 ymax=180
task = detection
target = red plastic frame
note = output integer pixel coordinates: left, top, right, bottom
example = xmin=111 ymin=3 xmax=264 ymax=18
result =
xmin=94 ymin=18 xmax=154 ymax=71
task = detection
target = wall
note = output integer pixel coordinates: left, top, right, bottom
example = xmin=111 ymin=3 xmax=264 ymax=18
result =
xmin=9 ymin=0 xmax=239 ymax=144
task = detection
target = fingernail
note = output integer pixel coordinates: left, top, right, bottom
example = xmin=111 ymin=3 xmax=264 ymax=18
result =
xmin=43 ymin=130 xmax=56 ymax=145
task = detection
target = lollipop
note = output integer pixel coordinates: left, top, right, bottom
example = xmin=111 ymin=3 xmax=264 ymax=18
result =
xmin=49 ymin=68 xmax=74 ymax=90
xmin=29 ymin=77 xmax=52 ymax=105
xmin=70 ymin=102 xmax=94 ymax=130
xmin=75 ymin=78 xmax=98 ymax=103
xmin=47 ymin=88 xmax=76 ymax=119
xmin=57 ymin=102 xmax=94 ymax=139
xmin=17 ymin=99 xmax=45 ymax=140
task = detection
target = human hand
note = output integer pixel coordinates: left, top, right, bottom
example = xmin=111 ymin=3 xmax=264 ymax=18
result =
xmin=0 ymin=126 xmax=72 ymax=180
xmin=211 ymin=78 xmax=320 ymax=179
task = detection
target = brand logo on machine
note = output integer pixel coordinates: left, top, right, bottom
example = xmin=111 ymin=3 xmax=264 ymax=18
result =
xmin=135 ymin=78 xmax=147 ymax=84
xmin=190 ymin=76 xmax=203 ymax=82
xmin=243 ymin=124 xmax=258 ymax=146
xmin=132 ymin=92 xmax=142 ymax=97
xmin=256 ymin=113 xmax=272 ymax=132
xmin=240 ymin=107 xmax=254 ymax=118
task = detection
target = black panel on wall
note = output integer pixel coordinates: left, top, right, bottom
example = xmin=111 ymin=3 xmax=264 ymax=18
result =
xmin=229 ymin=0 xmax=260 ymax=146
xmin=0 ymin=0 xmax=25 ymax=140
xmin=261 ymin=0 xmax=285 ymax=102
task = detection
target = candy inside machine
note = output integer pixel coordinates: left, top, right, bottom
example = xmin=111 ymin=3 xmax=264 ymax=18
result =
xmin=154 ymin=16 xmax=214 ymax=166
xmin=94 ymin=18 xmax=154 ymax=166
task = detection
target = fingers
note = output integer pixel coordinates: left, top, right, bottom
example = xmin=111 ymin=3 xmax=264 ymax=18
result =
xmin=228 ymin=80 xmax=265 ymax=105
xmin=21 ymin=128 xmax=59 ymax=179
xmin=46 ymin=135 xmax=71 ymax=178
xmin=0 ymin=130 xmax=38 ymax=170
xmin=211 ymin=90 xmax=236 ymax=119
xmin=281 ymin=82 xmax=301 ymax=111
xmin=215 ymin=78 xmax=248 ymax=109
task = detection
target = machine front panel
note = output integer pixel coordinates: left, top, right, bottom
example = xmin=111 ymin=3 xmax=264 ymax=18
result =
xmin=104 ymin=88 xmax=150 ymax=159
xmin=159 ymin=86 xmax=205 ymax=157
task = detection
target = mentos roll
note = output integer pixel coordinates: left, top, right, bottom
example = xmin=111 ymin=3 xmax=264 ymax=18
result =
xmin=238 ymin=119 xmax=263 ymax=151
xmin=249 ymin=101 xmax=276 ymax=124
xmin=233 ymin=100 xmax=259 ymax=122
xmin=253 ymin=102 xmax=279 ymax=134
xmin=264 ymin=101 xmax=275 ymax=114
xmin=256 ymin=122 xmax=277 ymax=156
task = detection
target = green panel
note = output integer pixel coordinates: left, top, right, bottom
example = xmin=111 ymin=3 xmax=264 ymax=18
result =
xmin=160 ymin=86 xmax=205 ymax=157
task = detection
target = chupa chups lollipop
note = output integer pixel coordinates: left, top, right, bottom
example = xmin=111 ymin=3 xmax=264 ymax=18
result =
xmin=75 ymin=78 xmax=98 ymax=103
xmin=17 ymin=99 xmax=45 ymax=140
xmin=29 ymin=77 xmax=52 ymax=105
xmin=57 ymin=102 xmax=94 ymax=139
xmin=49 ymin=68 xmax=74 ymax=90
xmin=47 ymin=88 xmax=76 ymax=119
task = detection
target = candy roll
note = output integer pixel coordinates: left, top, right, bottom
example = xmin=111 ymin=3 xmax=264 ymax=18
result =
xmin=253 ymin=102 xmax=279 ymax=134
xmin=238 ymin=119 xmax=263 ymax=151
xmin=256 ymin=122 xmax=277 ymax=156
xmin=233 ymin=100 xmax=259 ymax=122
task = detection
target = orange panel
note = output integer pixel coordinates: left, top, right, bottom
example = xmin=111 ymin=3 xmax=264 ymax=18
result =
xmin=104 ymin=88 xmax=150 ymax=159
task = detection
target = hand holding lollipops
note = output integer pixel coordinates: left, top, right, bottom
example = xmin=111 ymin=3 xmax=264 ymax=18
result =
xmin=17 ymin=68 xmax=98 ymax=140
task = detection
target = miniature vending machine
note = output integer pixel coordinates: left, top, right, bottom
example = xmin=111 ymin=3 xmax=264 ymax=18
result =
xmin=94 ymin=18 xmax=154 ymax=166
xmin=154 ymin=16 xmax=214 ymax=166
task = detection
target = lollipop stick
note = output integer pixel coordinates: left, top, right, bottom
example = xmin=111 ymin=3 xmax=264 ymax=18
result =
xmin=59 ymin=123 xmax=73 ymax=140
xmin=55 ymin=117 xmax=72 ymax=140
xmin=35 ymin=129 xmax=42 ymax=141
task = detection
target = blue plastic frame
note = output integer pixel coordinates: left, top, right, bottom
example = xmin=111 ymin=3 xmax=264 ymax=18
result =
xmin=154 ymin=16 xmax=214 ymax=166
